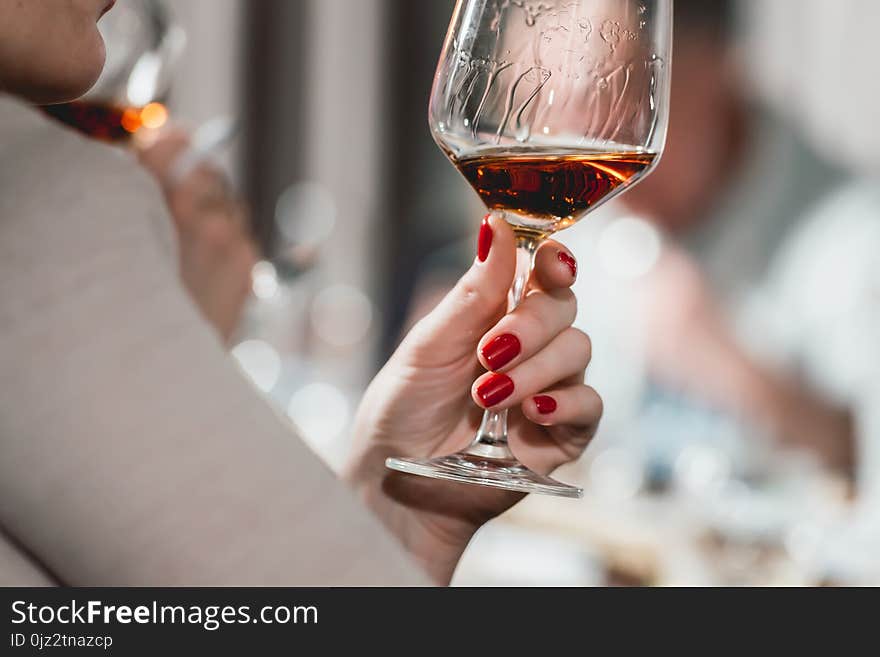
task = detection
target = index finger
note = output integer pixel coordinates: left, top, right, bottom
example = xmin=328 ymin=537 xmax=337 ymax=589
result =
xmin=530 ymin=239 xmax=577 ymax=292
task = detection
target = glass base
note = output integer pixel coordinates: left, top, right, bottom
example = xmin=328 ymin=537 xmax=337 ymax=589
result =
xmin=385 ymin=452 xmax=583 ymax=499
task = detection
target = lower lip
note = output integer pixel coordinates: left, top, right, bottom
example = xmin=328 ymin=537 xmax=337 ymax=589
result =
xmin=100 ymin=0 xmax=116 ymax=17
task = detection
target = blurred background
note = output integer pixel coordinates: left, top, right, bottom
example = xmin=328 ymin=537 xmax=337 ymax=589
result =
xmin=112 ymin=0 xmax=880 ymax=585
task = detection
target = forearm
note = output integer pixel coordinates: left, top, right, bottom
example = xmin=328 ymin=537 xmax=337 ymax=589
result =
xmin=731 ymin=355 xmax=854 ymax=476
xmin=666 ymin=320 xmax=855 ymax=475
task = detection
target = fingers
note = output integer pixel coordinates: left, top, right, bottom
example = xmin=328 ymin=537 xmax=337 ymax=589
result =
xmin=522 ymin=384 xmax=603 ymax=431
xmin=405 ymin=214 xmax=516 ymax=361
xmin=531 ymin=240 xmax=577 ymax=292
xmin=472 ymin=327 xmax=591 ymax=410
xmin=135 ymin=128 xmax=190 ymax=190
xmin=137 ymin=128 xmax=234 ymax=211
xmin=477 ymin=286 xmax=576 ymax=372
xmin=517 ymin=384 xmax=603 ymax=471
xmin=147 ymin=139 xmax=244 ymax=236
xmin=171 ymin=166 xmax=238 ymax=220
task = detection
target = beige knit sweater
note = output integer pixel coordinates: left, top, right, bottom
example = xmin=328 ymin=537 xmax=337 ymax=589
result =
xmin=0 ymin=95 xmax=424 ymax=586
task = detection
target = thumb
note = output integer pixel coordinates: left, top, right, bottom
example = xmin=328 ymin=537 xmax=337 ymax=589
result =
xmin=404 ymin=213 xmax=516 ymax=363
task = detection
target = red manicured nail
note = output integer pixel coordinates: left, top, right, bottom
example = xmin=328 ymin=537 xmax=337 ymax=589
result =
xmin=481 ymin=334 xmax=521 ymax=370
xmin=478 ymin=215 xmax=493 ymax=262
xmin=476 ymin=373 xmax=514 ymax=407
xmin=558 ymin=251 xmax=577 ymax=278
xmin=534 ymin=395 xmax=558 ymax=415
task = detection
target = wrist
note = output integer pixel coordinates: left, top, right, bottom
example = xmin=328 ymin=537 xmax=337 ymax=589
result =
xmin=343 ymin=458 xmax=473 ymax=585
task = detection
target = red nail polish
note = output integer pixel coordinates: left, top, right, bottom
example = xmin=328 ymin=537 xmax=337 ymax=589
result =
xmin=481 ymin=334 xmax=521 ymax=370
xmin=558 ymin=251 xmax=577 ymax=278
xmin=476 ymin=373 xmax=514 ymax=407
xmin=534 ymin=395 xmax=557 ymax=415
xmin=478 ymin=215 xmax=493 ymax=262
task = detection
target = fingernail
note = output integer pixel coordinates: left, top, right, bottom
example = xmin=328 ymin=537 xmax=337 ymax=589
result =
xmin=481 ymin=334 xmax=521 ymax=370
xmin=558 ymin=251 xmax=577 ymax=279
xmin=476 ymin=373 xmax=514 ymax=407
xmin=533 ymin=395 xmax=558 ymax=415
xmin=478 ymin=214 xmax=493 ymax=262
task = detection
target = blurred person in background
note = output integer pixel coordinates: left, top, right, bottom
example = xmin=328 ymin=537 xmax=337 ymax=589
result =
xmin=569 ymin=0 xmax=865 ymax=482
xmin=741 ymin=0 xmax=880 ymax=558
xmin=0 ymin=0 xmax=602 ymax=586
xmin=610 ymin=0 xmax=880 ymax=579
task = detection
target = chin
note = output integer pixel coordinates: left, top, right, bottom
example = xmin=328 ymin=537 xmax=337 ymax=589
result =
xmin=31 ymin=71 xmax=102 ymax=106
xmin=37 ymin=38 xmax=106 ymax=105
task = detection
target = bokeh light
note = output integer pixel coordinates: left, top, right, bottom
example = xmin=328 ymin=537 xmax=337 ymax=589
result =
xmin=275 ymin=181 xmax=337 ymax=247
xmin=139 ymin=102 xmax=169 ymax=129
xmin=231 ymin=340 xmax=282 ymax=393
xmin=589 ymin=448 xmax=644 ymax=501
xmin=597 ymin=216 xmax=662 ymax=279
xmin=251 ymin=261 xmax=280 ymax=300
xmin=286 ymin=383 xmax=351 ymax=447
xmin=310 ymin=285 xmax=374 ymax=348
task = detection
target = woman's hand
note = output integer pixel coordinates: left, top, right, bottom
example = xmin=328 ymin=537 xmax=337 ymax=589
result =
xmin=137 ymin=131 xmax=257 ymax=344
xmin=344 ymin=215 xmax=602 ymax=584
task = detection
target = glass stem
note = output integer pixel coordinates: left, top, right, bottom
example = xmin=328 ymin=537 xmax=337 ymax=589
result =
xmin=464 ymin=234 xmax=539 ymax=461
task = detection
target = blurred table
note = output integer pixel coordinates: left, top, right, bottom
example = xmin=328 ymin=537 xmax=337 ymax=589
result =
xmin=452 ymin=456 xmax=870 ymax=586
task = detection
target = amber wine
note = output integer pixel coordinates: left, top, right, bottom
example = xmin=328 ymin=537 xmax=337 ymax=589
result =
xmin=455 ymin=150 xmax=656 ymax=238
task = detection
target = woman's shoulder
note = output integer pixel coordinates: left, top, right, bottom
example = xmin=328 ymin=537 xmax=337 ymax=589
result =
xmin=0 ymin=94 xmax=174 ymax=253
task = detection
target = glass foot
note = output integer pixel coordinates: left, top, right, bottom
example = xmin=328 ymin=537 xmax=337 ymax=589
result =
xmin=385 ymin=452 xmax=583 ymax=499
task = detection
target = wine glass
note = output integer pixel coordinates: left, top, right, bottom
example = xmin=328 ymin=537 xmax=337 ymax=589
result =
xmin=42 ymin=0 xmax=185 ymax=143
xmin=386 ymin=0 xmax=673 ymax=498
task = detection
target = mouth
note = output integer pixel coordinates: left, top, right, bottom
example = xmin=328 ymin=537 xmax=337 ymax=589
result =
xmin=100 ymin=0 xmax=116 ymax=18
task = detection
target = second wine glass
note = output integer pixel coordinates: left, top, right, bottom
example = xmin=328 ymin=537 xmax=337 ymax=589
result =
xmin=42 ymin=0 xmax=184 ymax=143
xmin=386 ymin=0 xmax=673 ymax=498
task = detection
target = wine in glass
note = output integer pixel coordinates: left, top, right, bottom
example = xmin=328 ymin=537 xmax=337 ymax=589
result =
xmin=41 ymin=0 xmax=184 ymax=143
xmin=386 ymin=0 xmax=673 ymax=498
